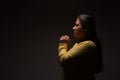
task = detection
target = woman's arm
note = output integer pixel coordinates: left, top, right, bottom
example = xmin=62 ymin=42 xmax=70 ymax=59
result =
xmin=58 ymin=41 xmax=97 ymax=65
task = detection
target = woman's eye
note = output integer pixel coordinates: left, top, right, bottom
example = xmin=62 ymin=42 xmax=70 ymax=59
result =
xmin=75 ymin=24 xmax=79 ymax=26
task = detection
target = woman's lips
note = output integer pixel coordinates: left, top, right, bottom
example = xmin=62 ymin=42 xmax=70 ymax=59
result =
xmin=73 ymin=30 xmax=76 ymax=34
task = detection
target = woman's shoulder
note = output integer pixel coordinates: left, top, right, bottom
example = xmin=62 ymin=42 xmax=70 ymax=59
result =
xmin=78 ymin=40 xmax=97 ymax=48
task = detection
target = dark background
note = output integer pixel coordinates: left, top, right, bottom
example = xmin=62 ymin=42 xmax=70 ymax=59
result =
xmin=1 ymin=0 xmax=120 ymax=80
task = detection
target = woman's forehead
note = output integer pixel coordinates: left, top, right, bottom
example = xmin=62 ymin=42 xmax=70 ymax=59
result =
xmin=76 ymin=19 xmax=81 ymax=24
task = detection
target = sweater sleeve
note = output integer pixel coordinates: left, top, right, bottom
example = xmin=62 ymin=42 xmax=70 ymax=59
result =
xmin=58 ymin=41 xmax=97 ymax=65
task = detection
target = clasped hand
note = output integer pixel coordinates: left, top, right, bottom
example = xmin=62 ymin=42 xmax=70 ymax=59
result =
xmin=59 ymin=35 xmax=70 ymax=44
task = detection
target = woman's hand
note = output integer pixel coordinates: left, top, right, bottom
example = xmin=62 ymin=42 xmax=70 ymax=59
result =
xmin=59 ymin=35 xmax=70 ymax=44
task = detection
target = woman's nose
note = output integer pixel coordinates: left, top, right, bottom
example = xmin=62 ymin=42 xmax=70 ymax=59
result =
xmin=72 ymin=26 xmax=76 ymax=30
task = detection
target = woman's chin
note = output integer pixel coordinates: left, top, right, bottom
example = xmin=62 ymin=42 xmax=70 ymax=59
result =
xmin=73 ymin=34 xmax=79 ymax=39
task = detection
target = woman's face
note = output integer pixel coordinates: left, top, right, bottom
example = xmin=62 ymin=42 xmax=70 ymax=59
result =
xmin=73 ymin=18 xmax=87 ymax=39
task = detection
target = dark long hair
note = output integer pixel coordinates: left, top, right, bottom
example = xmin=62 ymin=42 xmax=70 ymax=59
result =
xmin=77 ymin=14 xmax=103 ymax=73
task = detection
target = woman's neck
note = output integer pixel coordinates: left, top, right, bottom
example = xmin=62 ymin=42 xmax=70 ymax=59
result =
xmin=76 ymin=37 xmax=90 ymax=43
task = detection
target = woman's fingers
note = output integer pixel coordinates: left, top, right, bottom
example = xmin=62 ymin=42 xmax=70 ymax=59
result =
xmin=65 ymin=35 xmax=70 ymax=40
xmin=59 ymin=35 xmax=70 ymax=44
xmin=60 ymin=35 xmax=70 ymax=41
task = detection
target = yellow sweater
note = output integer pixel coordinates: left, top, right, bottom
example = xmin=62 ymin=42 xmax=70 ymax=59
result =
xmin=58 ymin=40 xmax=98 ymax=80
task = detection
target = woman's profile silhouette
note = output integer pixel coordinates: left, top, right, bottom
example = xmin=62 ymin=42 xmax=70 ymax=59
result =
xmin=58 ymin=14 xmax=103 ymax=80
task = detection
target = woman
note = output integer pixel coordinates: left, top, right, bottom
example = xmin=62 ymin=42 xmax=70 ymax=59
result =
xmin=58 ymin=14 xmax=103 ymax=80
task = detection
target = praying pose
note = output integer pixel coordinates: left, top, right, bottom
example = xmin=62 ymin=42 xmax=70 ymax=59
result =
xmin=58 ymin=14 xmax=103 ymax=80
